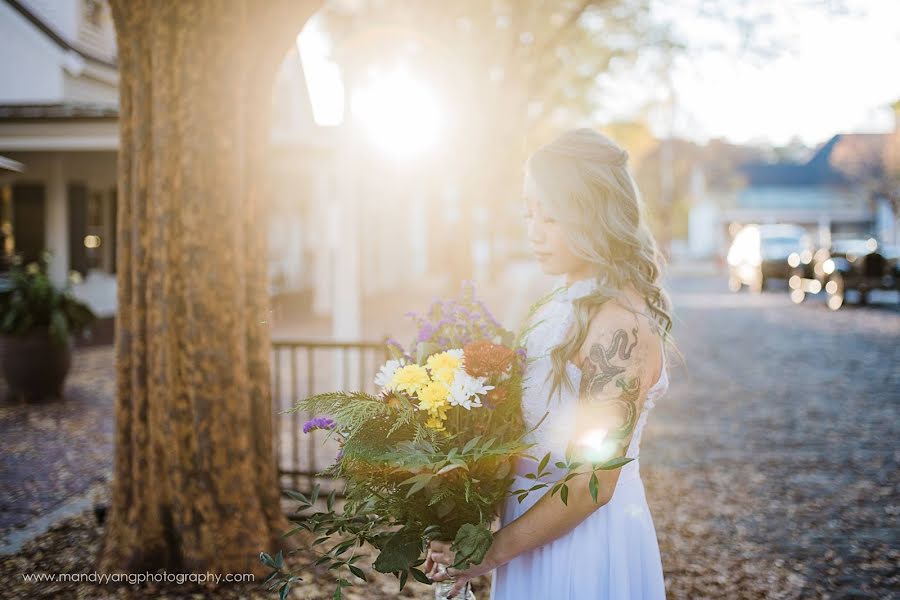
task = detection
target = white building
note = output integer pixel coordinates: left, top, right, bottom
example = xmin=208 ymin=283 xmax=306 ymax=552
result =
xmin=688 ymin=131 xmax=899 ymax=260
xmin=0 ymin=1 xmax=345 ymax=335
xmin=0 ymin=0 xmax=120 ymax=323
xmin=0 ymin=1 xmax=443 ymax=345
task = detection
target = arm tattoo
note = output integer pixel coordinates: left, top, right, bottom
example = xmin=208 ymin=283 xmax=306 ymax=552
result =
xmin=579 ymin=327 xmax=638 ymax=396
xmin=579 ymin=327 xmax=642 ymax=444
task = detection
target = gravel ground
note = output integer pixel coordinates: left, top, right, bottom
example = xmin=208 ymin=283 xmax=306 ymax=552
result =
xmin=1 ymin=272 xmax=898 ymax=599
xmin=643 ymin=275 xmax=899 ymax=599
xmin=0 ymin=346 xmax=115 ymax=535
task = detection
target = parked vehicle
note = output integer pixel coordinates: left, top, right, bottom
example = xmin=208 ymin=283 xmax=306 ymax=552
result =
xmin=788 ymin=237 xmax=900 ymax=310
xmin=727 ymin=224 xmax=812 ymax=293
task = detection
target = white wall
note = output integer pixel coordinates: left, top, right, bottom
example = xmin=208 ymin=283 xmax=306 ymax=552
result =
xmin=687 ymin=166 xmax=721 ymax=258
xmin=63 ymin=71 xmax=118 ymax=104
xmin=0 ymin=1 xmax=65 ymax=103
xmin=688 ymin=200 xmax=721 ymax=258
xmin=875 ymin=196 xmax=896 ymax=244
xmin=19 ymin=0 xmax=79 ymax=41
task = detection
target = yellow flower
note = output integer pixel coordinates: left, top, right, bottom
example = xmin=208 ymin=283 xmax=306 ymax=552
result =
xmin=426 ymin=350 xmax=463 ymax=385
xmin=425 ymin=416 xmax=446 ymax=431
xmin=389 ymin=364 xmax=430 ymax=395
xmin=25 ymin=262 xmax=40 ymax=275
xmin=417 ymin=380 xmax=450 ymax=415
xmin=428 ymin=402 xmax=449 ymax=422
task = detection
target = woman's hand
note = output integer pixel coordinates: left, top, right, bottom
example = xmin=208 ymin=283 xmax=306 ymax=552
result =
xmin=424 ymin=540 xmax=496 ymax=599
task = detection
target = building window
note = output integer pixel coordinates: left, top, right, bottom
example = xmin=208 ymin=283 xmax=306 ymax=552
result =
xmin=85 ymin=191 xmax=104 ymax=270
xmin=83 ymin=0 xmax=104 ymax=28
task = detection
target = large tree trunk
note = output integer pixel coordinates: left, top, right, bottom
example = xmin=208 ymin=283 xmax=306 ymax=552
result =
xmin=99 ymin=0 xmax=320 ymax=577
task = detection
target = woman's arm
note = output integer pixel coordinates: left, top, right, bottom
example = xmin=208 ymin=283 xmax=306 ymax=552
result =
xmin=428 ymin=305 xmax=659 ymax=588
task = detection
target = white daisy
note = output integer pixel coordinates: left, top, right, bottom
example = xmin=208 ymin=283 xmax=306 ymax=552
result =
xmin=447 ymin=370 xmax=493 ymax=410
xmin=374 ymin=358 xmax=404 ymax=392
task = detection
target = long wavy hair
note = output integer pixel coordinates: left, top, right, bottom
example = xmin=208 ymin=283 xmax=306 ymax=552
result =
xmin=524 ymin=128 xmax=675 ymax=404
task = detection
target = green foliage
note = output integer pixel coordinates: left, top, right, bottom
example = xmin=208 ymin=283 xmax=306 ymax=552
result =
xmin=450 ymin=523 xmax=493 ymax=571
xmin=513 ymin=285 xmax=563 ymax=348
xmin=261 ymin=283 xmax=638 ymax=598
xmin=512 ymin=450 xmax=635 ymax=507
xmin=0 ymin=253 xmax=96 ymax=345
xmin=372 ymin=529 xmax=422 ymax=573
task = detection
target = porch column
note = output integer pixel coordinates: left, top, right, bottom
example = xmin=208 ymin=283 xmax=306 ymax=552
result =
xmin=45 ymin=154 xmax=69 ymax=287
xmin=330 ymin=74 xmax=362 ymax=390
xmin=311 ymin=168 xmax=331 ymax=317
xmin=817 ymin=215 xmax=832 ymax=248
xmin=331 ymin=130 xmax=361 ymax=343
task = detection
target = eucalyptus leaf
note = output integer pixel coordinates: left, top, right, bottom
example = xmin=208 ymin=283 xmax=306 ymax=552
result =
xmin=594 ymin=456 xmax=635 ymax=470
xmin=538 ymin=452 xmax=550 ymax=474
xmin=410 ymin=567 xmax=432 ymax=584
xmin=450 ymin=523 xmax=493 ymax=570
xmin=373 ymin=530 xmax=422 ymax=574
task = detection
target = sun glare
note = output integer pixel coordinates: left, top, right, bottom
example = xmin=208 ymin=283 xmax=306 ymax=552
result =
xmin=351 ymin=68 xmax=443 ymax=160
xmin=578 ymin=427 xmax=618 ymax=463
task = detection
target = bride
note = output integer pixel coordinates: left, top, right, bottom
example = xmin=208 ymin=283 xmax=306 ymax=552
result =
xmin=424 ymin=128 xmax=672 ymax=599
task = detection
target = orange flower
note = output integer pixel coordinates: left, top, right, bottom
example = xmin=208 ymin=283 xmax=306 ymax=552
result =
xmin=485 ymin=385 xmax=509 ymax=407
xmin=384 ymin=393 xmax=403 ymax=409
xmin=463 ymin=340 xmax=515 ymax=377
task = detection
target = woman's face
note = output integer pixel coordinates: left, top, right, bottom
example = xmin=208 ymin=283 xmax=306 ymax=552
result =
xmin=523 ymin=172 xmax=594 ymax=279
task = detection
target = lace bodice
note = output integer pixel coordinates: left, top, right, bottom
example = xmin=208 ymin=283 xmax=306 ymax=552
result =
xmin=519 ymin=277 xmax=668 ymax=480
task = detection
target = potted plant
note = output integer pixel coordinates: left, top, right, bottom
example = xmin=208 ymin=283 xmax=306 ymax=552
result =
xmin=0 ymin=251 xmax=96 ymax=401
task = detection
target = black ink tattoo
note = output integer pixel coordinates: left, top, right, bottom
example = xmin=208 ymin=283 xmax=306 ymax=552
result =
xmin=579 ymin=327 xmax=639 ymax=396
xmin=610 ymin=376 xmax=640 ymax=440
xmin=578 ymin=327 xmax=643 ymax=449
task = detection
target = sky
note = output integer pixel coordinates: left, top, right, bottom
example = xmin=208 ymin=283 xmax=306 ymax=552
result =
xmin=298 ymin=0 xmax=900 ymax=149
xmin=604 ymin=0 xmax=900 ymax=147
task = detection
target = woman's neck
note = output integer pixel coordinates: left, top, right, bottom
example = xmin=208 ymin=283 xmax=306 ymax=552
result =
xmin=565 ymin=268 xmax=598 ymax=286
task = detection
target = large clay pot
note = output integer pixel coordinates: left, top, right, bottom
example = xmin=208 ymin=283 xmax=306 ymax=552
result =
xmin=0 ymin=326 xmax=73 ymax=402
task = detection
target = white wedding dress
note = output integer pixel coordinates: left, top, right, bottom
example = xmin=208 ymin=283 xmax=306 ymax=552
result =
xmin=490 ymin=277 xmax=668 ymax=599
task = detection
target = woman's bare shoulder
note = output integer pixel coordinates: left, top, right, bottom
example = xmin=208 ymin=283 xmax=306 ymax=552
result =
xmin=577 ymin=289 xmax=664 ymax=386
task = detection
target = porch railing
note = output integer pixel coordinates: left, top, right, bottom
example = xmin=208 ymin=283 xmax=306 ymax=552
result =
xmin=271 ymin=339 xmax=390 ymax=494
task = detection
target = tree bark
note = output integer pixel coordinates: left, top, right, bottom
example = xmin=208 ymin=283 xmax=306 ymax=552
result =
xmin=99 ymin=0 xmax=321 ymax=577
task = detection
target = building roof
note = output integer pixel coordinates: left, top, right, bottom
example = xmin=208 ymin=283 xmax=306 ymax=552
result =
xmin=0 ymin=154 xmax=25 ymax=172
xmin=4 ymin=0 xmax=117 ymax=69
xmin=0 ymin=103 xmax=118 ymax=121
xmin=739 ymin=133 xmax=889 ymax=186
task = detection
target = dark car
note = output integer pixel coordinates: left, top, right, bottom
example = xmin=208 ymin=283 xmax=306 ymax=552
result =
xmin=788 ymin=237 xmax=900 ymax=309
xmin=727 ymin=224 xmax=812 ymax=292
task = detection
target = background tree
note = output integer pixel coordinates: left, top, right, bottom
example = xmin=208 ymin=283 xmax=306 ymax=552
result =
xmin=320 ymin=0 xmax=668 ymax=279
xmin=98 ymin=0 xmax=320 ymax=577
xmin=318 ymin=0 xmax=791 ymax=270
xmin=882 ymin=99 xmax=900 ymax=212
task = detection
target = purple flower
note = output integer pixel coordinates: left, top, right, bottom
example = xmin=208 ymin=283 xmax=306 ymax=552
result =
xmin=386 ymin=337 xmax=411 ymax=359
xmin=417 ymin=322 xmax=436 ymax=342
xmin=515 ymin=348 xmax=528 ymax=368
xmin=303 ymin=416 xmax=335 ymax=434
xmin=476 ymin=300 xmax=501 ymax=328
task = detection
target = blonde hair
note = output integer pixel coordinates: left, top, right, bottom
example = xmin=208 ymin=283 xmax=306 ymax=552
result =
xmin=525 ymin=128 xmax=674 ymax=404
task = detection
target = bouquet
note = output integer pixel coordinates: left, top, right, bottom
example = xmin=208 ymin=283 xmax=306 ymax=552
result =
xmin=260 ymin=283 xmax=634 ymax=599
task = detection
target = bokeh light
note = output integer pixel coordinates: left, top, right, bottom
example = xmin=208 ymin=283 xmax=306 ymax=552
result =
xmin=351 ymin=67 xmax=443 ymax=160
